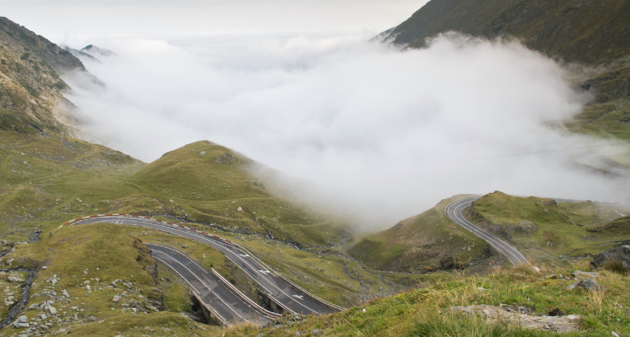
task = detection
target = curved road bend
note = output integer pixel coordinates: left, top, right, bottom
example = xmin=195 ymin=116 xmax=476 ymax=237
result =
xmin=147 ymin=243 xmax=276 ymax=327
xmin=70 ymin=215 xmax=340 ymax=316
xmin=445 ymin=196 xmax=529 ymax=266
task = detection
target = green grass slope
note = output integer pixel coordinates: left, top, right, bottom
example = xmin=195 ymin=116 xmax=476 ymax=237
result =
xmin=465 ymin=191 xmax=630 ymax=265
xmin=230 ymin=262 xmax=630 ymax=336
xmin=129 ymin=140 xmax=352 ymax=248
xmin=588 ymin=215 xmax=630 ymax=236
xmin=348 ymin=196 xmax=503 ymax=274
xmin=0 ymin=126 xmax=352 ymax=248
xmin=0 ymin=126 xmax=392 ymax=308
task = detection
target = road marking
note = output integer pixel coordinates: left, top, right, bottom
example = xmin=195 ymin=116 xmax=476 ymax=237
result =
xmin=151 ymin=248 xmax=256 ymax=325
xmin=152 ymin=255 xmax=230 ymax=326
xmin=293 ymin=295 xmax=304 ymax=300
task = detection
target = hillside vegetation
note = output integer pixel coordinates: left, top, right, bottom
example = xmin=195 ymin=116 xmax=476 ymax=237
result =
xmin=1 ymin=9 xmax=629 ymax=336
xmin=465 ymin=191 xmax=630 ymax=265
xmin=0 ymin=124 xmax=351 ymax=245
xmin=348 ymin=196 xmax=504 ymax=274
xmin=231 ymin=261 xmax=630 ymax=336
xmin=129 ymin=141 xmax=352 ymax=248
xmin=0 ymin=126 xmax=386 ymax=309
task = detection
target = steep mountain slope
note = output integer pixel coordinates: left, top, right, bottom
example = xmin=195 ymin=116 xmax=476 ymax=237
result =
xmin=349 ymin=196 xmax=502 ymax=273
xmin=0 ymin=16 xmax=93 ymax=138
xmin=382 ymin=0 xmax=630 ymax=136
xmin=0 ymin=17 xmax=84 ymax=73
xmin=387 ymin=0 xmax=630 ymax=65
xmin=464 ymin=191 xmax=630 ymax=264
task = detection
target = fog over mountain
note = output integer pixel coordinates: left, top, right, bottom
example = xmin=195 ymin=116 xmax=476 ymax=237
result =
xmin=58 ymin=32 xmax=627 ymax=229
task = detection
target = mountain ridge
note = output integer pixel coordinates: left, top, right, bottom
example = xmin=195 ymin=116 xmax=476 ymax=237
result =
xmin=0 ymin=16 xmax=105 ymax=139
xmin=382 ymin=0 xmax=630 ymax=105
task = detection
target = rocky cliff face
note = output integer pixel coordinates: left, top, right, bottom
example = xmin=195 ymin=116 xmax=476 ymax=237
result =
xmin=0 ymin=17 xmax=85 ymax=73
xmin=383 ymin=0 xmax=630 ymax=103
xmin=0 ymin=16 xmax=91 ymax=137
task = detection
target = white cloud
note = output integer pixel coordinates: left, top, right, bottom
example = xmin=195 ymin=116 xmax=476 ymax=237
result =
xmin=62 ymin=32 xmax=628 ymax=229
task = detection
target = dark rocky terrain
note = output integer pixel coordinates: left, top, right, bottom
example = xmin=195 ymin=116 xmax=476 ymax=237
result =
xmin=382 ymin=0 xmax=630 ymax=104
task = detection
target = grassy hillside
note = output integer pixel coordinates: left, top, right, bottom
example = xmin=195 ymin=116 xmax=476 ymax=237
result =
xmin=0 ymin=126 xmax=389 ymax=306
xmin=230 ymin=261 xmax=630 ymax=336
xmin=129 ymin=141 xmax=352 ymax=248
xmin=348 ymin=196 xmax=505 ymax=274
xmin=564 ymin=95 xmax=630 ymax=141
xmin=6 ymin=219 xmax=625 ymax=336
xmin=465 ymin=191 xmax=630 ymax=265
xmin=0 ymin=126 xmax=351 ymax=246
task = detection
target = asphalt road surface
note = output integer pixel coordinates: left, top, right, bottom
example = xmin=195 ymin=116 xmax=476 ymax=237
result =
xmin=147 ymin=243 xmax=277 ymax=326
xmin=445 ymin=196 xmax=530 ymax=266
xmin=69 ymin=215 xmax=341 ymax=318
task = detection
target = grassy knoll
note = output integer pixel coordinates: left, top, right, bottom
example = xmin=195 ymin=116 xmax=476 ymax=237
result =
xmin=128 ymin=140 xmax=352 ymax=248
xmin=231 ymin=261 xmax=630 ymax=336
xmin=465 ymin=191 xmax=630 ymax=265
xmin=348 ymin=195 xmax=504 ymax=274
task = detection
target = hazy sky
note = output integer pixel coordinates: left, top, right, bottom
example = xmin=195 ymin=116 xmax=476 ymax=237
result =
xmin=1 ymin=0 xmax=428 ymax=39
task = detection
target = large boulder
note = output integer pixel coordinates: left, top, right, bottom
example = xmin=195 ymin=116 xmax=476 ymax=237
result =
xmin=590 ymin=245 xmax=630 ymax=271
xmin=566 ymin=279 xmax=601 ymax=292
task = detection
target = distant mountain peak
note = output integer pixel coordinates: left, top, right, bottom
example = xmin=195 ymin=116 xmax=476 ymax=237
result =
xmin=81 ymin=44 xmax=115 ymax=57
xmin=61 ymin=44 xmax=100 ymax=63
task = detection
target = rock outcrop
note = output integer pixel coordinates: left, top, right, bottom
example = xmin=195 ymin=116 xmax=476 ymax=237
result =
xmin=452 ymin=304 xmax=581 ymax=334
xmin=0 ymin=16 xmax=101 ymax=138
xmin=590 ymin=245 xmax=630 ymax=271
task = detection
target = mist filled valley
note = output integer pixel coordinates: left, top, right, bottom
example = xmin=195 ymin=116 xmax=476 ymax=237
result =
xmin=1 ymin=0 xmax=630 ymax=335
xmin=62 ymin=32 xmax=627 ymax=228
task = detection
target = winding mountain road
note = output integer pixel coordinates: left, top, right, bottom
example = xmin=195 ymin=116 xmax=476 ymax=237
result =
xmin=445 ymin=196 xmax=530 ymax=266
xmin=61 ymin=214 xmax=342 ymax=325
xmin=148 ymin=243 xmax=278 ymax=326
